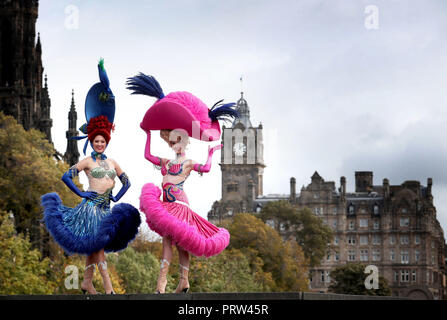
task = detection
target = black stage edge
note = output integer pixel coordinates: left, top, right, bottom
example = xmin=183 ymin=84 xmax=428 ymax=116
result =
xmin=1 ymin=292 xmax=438 ymax=320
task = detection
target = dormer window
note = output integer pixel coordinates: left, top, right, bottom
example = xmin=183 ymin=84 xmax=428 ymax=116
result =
xmin=348 ymin=204 xmax=355 ymax=215
xmin=373 ymin=205 xmax=379 ymax=215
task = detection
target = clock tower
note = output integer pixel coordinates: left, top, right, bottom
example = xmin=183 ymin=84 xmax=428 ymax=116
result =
xmin=208 ymin=92 xmax=265 ymax=223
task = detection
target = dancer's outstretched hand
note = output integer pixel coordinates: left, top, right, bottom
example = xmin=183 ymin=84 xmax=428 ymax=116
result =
xmin=208 ymin=144 xmax=223 ymax=154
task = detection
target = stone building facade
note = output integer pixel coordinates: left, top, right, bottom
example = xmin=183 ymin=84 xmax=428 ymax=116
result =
xmin=0 ymin=0 xmax=53 ymax=142
xmin=255 ymin=171 xmax=446 ymax=300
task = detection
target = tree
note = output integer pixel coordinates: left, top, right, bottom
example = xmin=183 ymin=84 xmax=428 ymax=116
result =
xmin=329 ymin=263 xmax=392 ymax=296
xmin=0 ymin=112 xmax=80 ymax=254
xmin=190 ymin=248 xmax=263 ymax=292
xmin=0 ymin=210 xmax=56 ymax=294
xmin=108 ymin=246 xmax=161 ymax=294
xmin=227 ymin=213 xmax=309 ymax=291
xmin=258 ymin=201 xmax=334 ymax=267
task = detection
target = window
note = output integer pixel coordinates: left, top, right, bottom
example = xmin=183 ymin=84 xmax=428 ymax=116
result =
xmin=390 ymin=249 xmax=395 ymax=262
xmin=432 ymin=255 xmax=435 ymax=265
xmin=348 ymin=205 xmax=355 ymax=215
xmin=227 ymin=182 xmax=239 ymax=192
xmin=414 ymin=250 xmax=420 ymax=263
xmin=360 ymin=235 xmax=368 ymax=245
xmin=256 ymin=206 xmax=262 ymax=213
xmin=415 ymin=234 xmax=420 ymax=245
xmin=432 ymin=241 xmax=435 ymax=249
xmin=332 ymin=220 xmax=337 ymax=229
xmin=373 ymin=205 xmax=379 ymax=215
xmin=373 ymin=221 xmax=380 ymax=230
xmin=321 ymin=271 xmax=325 ymax=283
xmin=228 ymin=210 xmax=233 ymax=216
xmin=360 ymin=219 xmax=368 ymax=228
xmin=333 ymin=207 xmax=337 ymax=215
xmin=348 ymin=236 xmax=356 ymax=245
xmin=349 ymin=220 xmax=355 ymax=230
xmin=400 ymin=218 xmax=409 ymax=227
xmin=348 ymin=250 xmax=356 ymax=261
xmin=401 ymin=250 xmax=409 ymax=264
xmin=402 ymin=208 xmax=408 ymax=214
xmin=373 ymin=249 xmax=381 ymax=262
xmin=412 ymin=271 xmax=417 ymax=282
xmin=335 ymin=252 xmax=340 ymax=261
xmin=314 ymin=193 xmax=320 ymax=199
xmin=427 ymin=271 xmax=430 ymax=284
xmin=325 ymin=271 xmax=331 ymax=283
xmin=394 ymin=271 xmax=399 ymax=283
xmin=360 ymin=249 xmax=369 ymax=262
xmin=401 ymin=270 xmax=409 ymax=282
xmin=400 ymin=235 xmax=409 ymax=245
xmin=361 ymin=208 xmax=366 ymax=214
xmin=390 ymin=235 xmax=396 ymax=245
xmin=334 ymin=236 xmax=339 ymax=245
xmin=314 ymin=207 xmax=320 ymax=215
xmin=327 ymin=253 xmax=331 ymax=261
xmin=373 ymin=235 xmax=381 ymax=245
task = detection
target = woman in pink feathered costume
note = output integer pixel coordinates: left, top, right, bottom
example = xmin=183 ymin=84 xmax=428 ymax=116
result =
xmin=127 ymin=73 xmax=239 ymax=293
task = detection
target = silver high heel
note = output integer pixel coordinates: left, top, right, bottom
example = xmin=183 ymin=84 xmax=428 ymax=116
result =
xmin=156 ymin=259 xmax=170 ymax=294
xmin=175 ymin=264 xmax=190 ymax=293
xmin=97 ymin=261 xmax=115 ymax=294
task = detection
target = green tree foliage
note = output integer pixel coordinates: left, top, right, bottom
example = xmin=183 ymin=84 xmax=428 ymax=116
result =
xmin=329 ymin=263 xmax=392 ymax=296
xmin=190 ymin=248 xmax=263 ymax=292
xmin=0 ymin=112 xmax=80 ymax=252
xmin=108 ymin=246 xmax=161 ymax=293
xmin=258 ymin=200 xmax=334 ymax=267
xmin=0 ymin=210 xmax=56 ymax=294
xmin=227 ymin=213 xmax=309 ymax=292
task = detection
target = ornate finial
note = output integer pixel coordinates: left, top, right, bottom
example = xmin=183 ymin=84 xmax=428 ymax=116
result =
xmin=44 ymin=74 xmax=48 ymax=88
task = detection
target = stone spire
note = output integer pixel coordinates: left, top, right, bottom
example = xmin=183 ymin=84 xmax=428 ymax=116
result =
xmin=64 ymin=89 xmax=80 ymax=166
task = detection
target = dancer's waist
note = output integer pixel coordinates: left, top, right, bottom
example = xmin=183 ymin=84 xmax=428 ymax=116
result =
xmin=162 ymin=199 xmax=190 ymax=208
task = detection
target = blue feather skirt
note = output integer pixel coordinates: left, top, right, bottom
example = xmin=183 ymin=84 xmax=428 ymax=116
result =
xmin=41 ymin=192 xmax=141 ymax=255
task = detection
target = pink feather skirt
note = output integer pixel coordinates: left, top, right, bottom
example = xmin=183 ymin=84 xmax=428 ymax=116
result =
xmin=139 ymin=183 xmax=230 ymax=257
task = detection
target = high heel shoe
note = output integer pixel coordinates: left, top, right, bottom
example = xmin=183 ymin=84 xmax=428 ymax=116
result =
xmin=97 ymin=261 xmax=115 ymax=294
xmin=80 ymin=263 xmax=97 ymax=294
xmin=175 ymin=264 xmax=190 ymax=293
xmin=156 ymin=259 xmax=170 ymax=294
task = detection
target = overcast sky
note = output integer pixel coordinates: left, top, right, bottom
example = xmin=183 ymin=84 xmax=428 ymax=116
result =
xmin=36 ymin=0 xmax=447 ymax=237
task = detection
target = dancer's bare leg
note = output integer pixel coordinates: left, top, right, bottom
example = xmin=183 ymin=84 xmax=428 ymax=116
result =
xmin=156 ymin=236 xmax=173 ymax=293
xmin=97 ymin=249 xmax=114 ymax=294
xmin=81 ymin=253 xmax=97 ymax=294
xmin=175 ymin=246 xmax=190 ymax=293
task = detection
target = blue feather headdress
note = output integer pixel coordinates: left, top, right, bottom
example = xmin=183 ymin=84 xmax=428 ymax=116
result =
xmin=209 ymin=100 xmax=239 ymax=123
xmin=126 ymin=73 xmax=165 ymax=99
xmin=70 ymin=58 xmax=116 ymax=156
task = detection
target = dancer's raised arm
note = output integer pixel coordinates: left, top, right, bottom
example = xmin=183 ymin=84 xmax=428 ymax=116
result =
xmin=143 ymin=129 xmax=165 ymax=166
xmin=192 ymin=144 xmax=222 ymax=174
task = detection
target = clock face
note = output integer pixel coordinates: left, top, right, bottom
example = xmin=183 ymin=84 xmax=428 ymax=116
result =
xmin=233 ymin=142 xmax=246 ymax=156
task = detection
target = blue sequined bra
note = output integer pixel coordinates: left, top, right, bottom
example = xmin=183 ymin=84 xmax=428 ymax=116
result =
xmin=90 ymin=166 xmax=117 ymax=179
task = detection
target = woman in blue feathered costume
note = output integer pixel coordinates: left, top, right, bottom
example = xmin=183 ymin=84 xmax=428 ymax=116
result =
xmin=41 ymin=59 xmax=141 ymax=294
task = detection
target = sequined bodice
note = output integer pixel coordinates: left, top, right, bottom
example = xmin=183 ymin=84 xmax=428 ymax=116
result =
xmin=87 ymin=160 xmax=116 ymax=194
xmin=161 ymin=160 xmax=187 ymax=177
xmin=90 ymin=166 xmax=117 ymax=179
